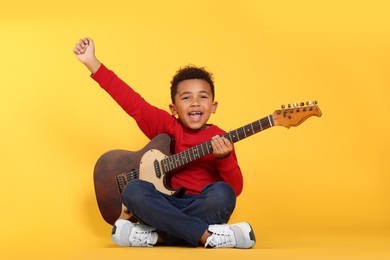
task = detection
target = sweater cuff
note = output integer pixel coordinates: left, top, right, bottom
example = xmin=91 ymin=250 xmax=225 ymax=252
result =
xmin=90 ymin=63 xmax=107 ymax=82
xmin=215 ymin=153 xmax=237 ymax=172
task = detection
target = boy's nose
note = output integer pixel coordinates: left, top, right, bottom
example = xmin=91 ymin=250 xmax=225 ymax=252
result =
xmin=190 ymin=100 xmax=200 ymax=106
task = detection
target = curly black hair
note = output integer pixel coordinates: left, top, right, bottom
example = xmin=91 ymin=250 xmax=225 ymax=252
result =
xmin=170 ymin=65 xmax=215 ymax=103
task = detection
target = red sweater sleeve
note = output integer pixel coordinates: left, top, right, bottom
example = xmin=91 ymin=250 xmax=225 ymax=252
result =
xmin=216 ymin=150 xmax=243 ymax=196
xmin=91 ymin=64 xmax=174 ymax=139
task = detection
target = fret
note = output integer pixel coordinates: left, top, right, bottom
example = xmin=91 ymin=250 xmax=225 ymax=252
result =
xmin=228 ymin=132 xmax=232 ymax=142
xmin=202 ymin=143 xmax=208 ymax=156
xmin=190 ymin=148 xmax=195 ymax=160
xmin=186 ymin=150 xmax=190 ymax=160
xmin=267 ymin=115 xmax=272 ymax=126
xmin=174 ymin=154 xmax=181 ymax=168
xmin=236 ymin=128 xmax=242 ymax=139
xmin=182 ymin=154 xmax=187 ymax=165
xmin=164 ymin=159 xmax=170 ymax=172
xmin=163 ymin=159 xmax=169 ymax=172
xmin=263 ymin=117 xmax=271 ymax=129
xmin=185 ymin=149 xmax=192 ymax=162
xmin=242 ymin=126 xmax=247 ymax=138
xmin=195 ymin=147 xmax=200 ymax=158
xmin=162 ymin=159 xmax=168 ymax=172
xmin=229 ymin=131 xmax=238 ymax=143
xmin=169 ymin=158 xmax=175 ymax=170
xmin=161 ymin=159 xmax=166 ymax=172
xmin=191 ymin=147 xmax=199 ymax=160
xmin=198 ymin=146 xmax=202 ymax=157
xmin=207 ymin=141 xmax=212 ymax=153
xmin=183 ymin=150 xmax=190 ymax=163
xmin=238 ymin=127 xmax=246 ymax=139
xmin=243 ymin=123 xmax=254 ymax=136
xmin=268 ymin=115 xmax=274 ymax=126
xmin=196 ymin=144 xmax=204 ymax=157
xmin=235 ymin=129 xmax=240 ymax=141
xmin=178 ymin=154 xmax=183 ymax=167
xmin=169 ymin=159 xmax=173 ymax=172
xmin=197 ymin=147 xmax=202 ymax=158
xmin=176 ymin=154 xmax=183 ymax=166
xmin=200 ymin=144 xmax=207 ymax=156
xmin=171 ymin=155 xmax=176 ymax=169
xmin=172 ymin=157 xmax=178 ymax=168
xmin=204 ymin=143 xmax=209 ymax=155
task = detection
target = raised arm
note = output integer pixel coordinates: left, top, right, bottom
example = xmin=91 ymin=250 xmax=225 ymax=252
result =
xmin=73 ymin=37 xmax=101 ymax=74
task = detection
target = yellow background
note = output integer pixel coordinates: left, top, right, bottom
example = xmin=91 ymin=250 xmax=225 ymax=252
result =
xmin=1 ymin=0 xmax=389 ymax=259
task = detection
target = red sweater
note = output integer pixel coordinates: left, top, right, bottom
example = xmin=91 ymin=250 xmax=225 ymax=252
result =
xmin=92 ymin=64 xmax=243 ymax=196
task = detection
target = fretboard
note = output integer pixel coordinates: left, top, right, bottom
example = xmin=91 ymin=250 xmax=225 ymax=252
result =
xmin=160 ymin=115 xmax=274 ymax=173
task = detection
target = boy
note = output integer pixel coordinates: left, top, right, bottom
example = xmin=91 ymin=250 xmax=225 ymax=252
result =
xmin=73 ymin=37 xmax=255 ymax=248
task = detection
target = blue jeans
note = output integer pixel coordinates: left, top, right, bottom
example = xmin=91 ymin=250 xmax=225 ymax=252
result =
xmin=122 ymin=179 xmax=237 ymax=246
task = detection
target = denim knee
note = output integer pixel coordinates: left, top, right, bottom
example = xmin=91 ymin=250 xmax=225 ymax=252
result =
xmin=202 ymin=182 xmax=236 ymax=215
xmin=122 ymin=179 xmax=153 ymax=208
xmin=204 ymin=181 xmax=236 ymax=198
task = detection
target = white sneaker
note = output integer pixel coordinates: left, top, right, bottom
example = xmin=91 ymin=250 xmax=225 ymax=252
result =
xmin=112 ymin=219 xmax=158 ymax=247
xmin=205 ymin=222 xmax=256 ymax=249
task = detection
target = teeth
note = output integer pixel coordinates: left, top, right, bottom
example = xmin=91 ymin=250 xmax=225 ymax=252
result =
xmin=190 ymin=112 xmax=202 ymax=115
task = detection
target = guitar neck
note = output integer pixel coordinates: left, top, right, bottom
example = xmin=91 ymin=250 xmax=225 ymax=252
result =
xmin=222 ymin=115 xmax=274 ymax=143
xmin=161 ymin=115 xmax=274 ymax=172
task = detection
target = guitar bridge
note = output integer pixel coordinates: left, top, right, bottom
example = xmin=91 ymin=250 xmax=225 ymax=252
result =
xmin=116 ymin=174 xmax=127 ymax=193
xmin=116 ymin=169 xmax=139 ymax=194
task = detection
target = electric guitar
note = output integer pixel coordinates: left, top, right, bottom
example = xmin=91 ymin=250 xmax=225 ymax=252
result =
xmin=94 ymin=101 xmax=322 ymax=225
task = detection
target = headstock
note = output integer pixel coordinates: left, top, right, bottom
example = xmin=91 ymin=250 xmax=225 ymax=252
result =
xmin=272 ymin=101 xmax=322 ymax=128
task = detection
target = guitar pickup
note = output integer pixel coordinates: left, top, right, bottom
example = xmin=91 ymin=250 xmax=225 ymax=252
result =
xmin=154 ymin=159 xmax=161 ymax=179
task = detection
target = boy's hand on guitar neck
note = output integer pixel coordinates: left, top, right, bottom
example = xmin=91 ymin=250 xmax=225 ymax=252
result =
xmin=211 ymin=135 xmax=232 ymax=159
xmin=73 ymin=37 xmax=102 ymax=74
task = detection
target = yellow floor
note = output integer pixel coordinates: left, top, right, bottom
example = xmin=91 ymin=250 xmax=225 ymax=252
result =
xmin=3 ymin=233 xmax=390 ymax=260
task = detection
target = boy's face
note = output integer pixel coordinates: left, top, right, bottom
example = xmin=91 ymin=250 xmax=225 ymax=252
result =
xmin=169 ymin=79 xmax=218 ymax=130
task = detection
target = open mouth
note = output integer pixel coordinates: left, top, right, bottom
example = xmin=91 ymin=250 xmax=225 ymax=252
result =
xmin=189 ymin=111 xmax=203 ymax=120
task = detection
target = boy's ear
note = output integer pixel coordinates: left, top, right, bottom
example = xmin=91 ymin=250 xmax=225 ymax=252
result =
xmin=169 ymin=104 xmax=177 ymax=116
xmin=211 ymin=101 xmax=218 ymax=113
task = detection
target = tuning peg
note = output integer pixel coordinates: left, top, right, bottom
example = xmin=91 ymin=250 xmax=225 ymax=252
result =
xmin=313 ymin=100 xmax=318 ymax=105
xmin=300 ymin=102 xmax=305 ymax=106
xmin=288 ymin=104 xmax=292 ymax=108
xmin=306 ymin=101 xmax=312 ymax=106
xmin=294 ymin=103 xmax=298 ymax=108
xmin=281 ymin=104 xmax=285 ymax=109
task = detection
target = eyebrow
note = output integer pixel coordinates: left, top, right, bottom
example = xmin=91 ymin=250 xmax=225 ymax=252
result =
xmin=179 ymin=90 xmax=211 ymax=96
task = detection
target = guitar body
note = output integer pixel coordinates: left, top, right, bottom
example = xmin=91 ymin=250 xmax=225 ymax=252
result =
xmin=93 ymin=133 xmax=177 ymax=225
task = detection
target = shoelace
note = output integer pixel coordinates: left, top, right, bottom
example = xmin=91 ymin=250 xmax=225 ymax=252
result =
xmin=205 ymin=232 xmax=235 ymax=248
xmin=132 ymin=230 xmax=153 ymax=247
